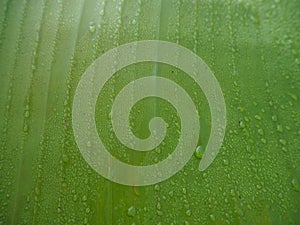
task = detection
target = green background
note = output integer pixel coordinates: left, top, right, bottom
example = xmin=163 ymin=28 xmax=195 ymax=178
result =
xmin=0 ymin=0 xmax=299 ymax=224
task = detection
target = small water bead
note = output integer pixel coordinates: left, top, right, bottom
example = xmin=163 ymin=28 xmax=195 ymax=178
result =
xmin=261 ymin=138 xmax=267 ymax=144
xmin=57 ymin=207 xmax=62 ymax=213
xmin=81 ymin=195 xmax=87 ymax=202
xmin=223 ymin=159 xmax=229 ymax=166
xmin=279 ymin=139 xmax=287 ymax=145
xmin=209 ymin=214 xmax=216 ymax=222
xmin=83 ymin=217 xmax=88 ymax=224
xmin=186 ymin=209 xmax=192 ymax=216
xmin=194 ymin=146 xmax=204 ymax=159
xmin=24 ymin=111 xmax=30 ymax=118
xmin=254 ymin=115 xmax=262 ymax=120
xmin=277 ymin=124 xmax=283 ymax=132
xmin=87 ymin=141 xmax=91 ymax=147
xmin=269 ymin=100 xmax=274 ymax=107
xmin=157 ymin=210 xmax=163 ymax=216
xmin=237 ymin=106 xmax=244 ymax=112
xmin=23 ymin=124 xmax=29 ymax=132
xmin=239 ymin=120 xmax=245 ymax=129
xmin=250 ymin=154 xmax=256 ymax=161
xmin=272 ymin=115 xmax=278 ymax=122
xmin=127 ymin=206 xmax=136 ymax=217
xmin=35 ymin=187 xmax=40 ymax=196
xmin=89 ymin=22 xmax=96 ymax=33
xmin=258 ymin=128 xmax=264 ymax=136
xmin=156 ymin=202 xmax=161 ymax=210
xmin=73 ymin=194 xmax=77 ymax=202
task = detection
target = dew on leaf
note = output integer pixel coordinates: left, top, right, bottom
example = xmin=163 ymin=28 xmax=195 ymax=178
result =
xmin=194 ymin=146 xmax=204 ymax=159
xmin=209 ymin=214 xmax=216 ymax=222
xmin=156 ymin=202 xmax=161 ymax=210
xmin=279 ymin=139 xmax=287 ymax=145
xmin=127 ymin=206 xmax=136 ymax=217
xmin=82 ymin=195 xmax=87 ymax=202
xmin=272 ymin=115 xmax=278 ymax=122
xmin=255 ymin=115 xmax=262 ymax=120
xmin=185 ymin=209 xmax=192 ymax=216
xmin=258 ymin=128 xmax=264 ymax=136
xmin=277 ymin=124 xmax=283 ymax=132
xmin=89 ymin=22 xmax=96 ymax=33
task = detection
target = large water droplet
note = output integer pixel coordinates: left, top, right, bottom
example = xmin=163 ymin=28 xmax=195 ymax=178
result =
xmin=194 ymin=146 xmax=204 ymax=159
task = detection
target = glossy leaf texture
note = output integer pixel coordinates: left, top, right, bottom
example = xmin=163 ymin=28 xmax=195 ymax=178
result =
xmin=0 ymin=0 xmax=299 ymax=224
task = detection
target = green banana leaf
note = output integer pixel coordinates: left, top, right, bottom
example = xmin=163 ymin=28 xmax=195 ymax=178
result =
xmin=0 ymin=0 xmax=299 ymax=224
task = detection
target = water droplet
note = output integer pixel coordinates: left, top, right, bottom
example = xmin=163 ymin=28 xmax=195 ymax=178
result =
xmin=258 ymin=128 xmax=264 ymax=136
xmin=73 ymin=194 xmax=77 ymax=202
xmin=87 ymin=141 xmax=91 ymax=147
xmin=83 ymin=217 xmax=88 ymax=224
xmin=223 ymin=159 xmax=229 ymax=166
xmin=82 ymin=195 xmax=87 ymax=202
xmin=277 ymin=124 xmax=283 ymax=132
xmin=250 ymin=154 xmax=256 ymax=161
xmin=57 ymin=207 xmax=62 ymax=213
xmin=209 ymin=214 xmax=216 ymax=222
xmin=156 ymin=202 xmax=161 ymax=210
xmin=254 ymin=115 xmax=262 ymax=120
xmin=23 ymin=124 xmax=28 ymax=132
xmin=127 ymin=206 xmax=136 ymax=217
xmin=24 ymin=111 xmax=30 ymax=118
xmin=271 ymin=115 xmax=277 ymax=122
xmin=89 ymin=22 xmax=96 ymax=33
xmin=154 ymin=184 xmax=160 ymax=191
xmin=268 ymin=100 xmax=274 ymax=106
xmin=239 ymin=120 xmax=245 ymax=129
xmin=194 ymin=146 xmax=204 ymax=159
xmin=185 ymin=209 xmax=192 ymax=216
xmin=279 ymin=139 xmax=287 ymax=145
xmin=35 ymin=187 xmax=40 ymax=196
